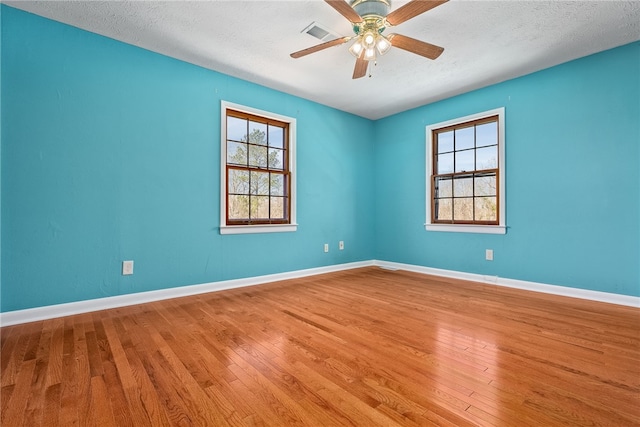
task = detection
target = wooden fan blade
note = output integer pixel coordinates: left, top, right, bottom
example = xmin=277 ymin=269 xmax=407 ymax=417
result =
xmin=387 ymin=33 xmax=444 ymax=59
xmin=325 ymin=0 xmax=363 ymax=23
xmin=290 ymin=37 xmax=351 ymax=59
xmin=385 ymin=0 xmax=448 ymax=26
xmin=353 ymin=52 xmax=368 ymax=79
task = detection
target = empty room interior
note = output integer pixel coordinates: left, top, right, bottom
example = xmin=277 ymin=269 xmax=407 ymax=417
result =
xmin=1 ymin=1 xmax=639 ymax=426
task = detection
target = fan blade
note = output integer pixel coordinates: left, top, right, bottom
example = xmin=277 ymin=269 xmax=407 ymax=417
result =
xmin=325 ymin=0 xmax=363 ymax=23
xmin=385 ymin=0 xmax=448 ymax=26
xmin=290 ymin=37 xmax=351 ymax=59
xmin=353 ymin=52 xmax=368 ymax=79
xmin=388 ymin=34 xmax=444 ymax=59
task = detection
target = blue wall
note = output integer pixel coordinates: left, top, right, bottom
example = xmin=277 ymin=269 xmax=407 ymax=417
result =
xmin=1 ymin=6 xmax=375 ymax=312
xmin=1 ymin=6 xmax=638 ymax=313
xmin=374 ymin=41 xmax=640 ymax=297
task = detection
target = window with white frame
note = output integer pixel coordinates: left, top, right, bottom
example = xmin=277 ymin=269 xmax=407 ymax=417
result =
xmin=220 ymin=101 xmax=297 ymax=235
xmin=426 ymin=107 xmax=506 ymax=234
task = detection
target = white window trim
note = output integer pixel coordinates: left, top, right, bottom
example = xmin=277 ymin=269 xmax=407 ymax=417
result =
xmin=220 ymin=101 xmax=297 ymax=235
xmin=425 ymin=107 xmax=506 ymax=234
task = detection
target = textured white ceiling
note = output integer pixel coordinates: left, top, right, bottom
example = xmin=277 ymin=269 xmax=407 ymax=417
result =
xmin=6 ymin=0 xmax=640 ymax=119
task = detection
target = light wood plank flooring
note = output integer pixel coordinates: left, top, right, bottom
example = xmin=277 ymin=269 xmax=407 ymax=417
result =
xmin=2 ymin=267 xmax=639 ymax=426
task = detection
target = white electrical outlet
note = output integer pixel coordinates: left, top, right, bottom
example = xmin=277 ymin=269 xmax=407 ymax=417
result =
xmin=485 ymin=249 xmax=494 ymax=261
xmin=122 ymin=260 xmax=134 ymax=275
xmin=339 ymin=241 xmax=344 ymax=250
xmin=324 ymin=243 xmax=329 ymax=253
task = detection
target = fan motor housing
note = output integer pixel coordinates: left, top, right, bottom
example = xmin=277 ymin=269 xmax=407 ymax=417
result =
xmin=350 ymin=0 xmax=391 ymax=18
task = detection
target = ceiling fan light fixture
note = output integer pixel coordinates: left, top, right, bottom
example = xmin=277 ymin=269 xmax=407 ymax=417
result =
xmin=363 ymin=31 xmax=376 ymax=48
xmin=349 ymin=38 xmax=364 ymax=57
xmin=364 ymin=47 xmax=376 ymax=61
xmin=375 ymin=34 xmax=391 ymax=55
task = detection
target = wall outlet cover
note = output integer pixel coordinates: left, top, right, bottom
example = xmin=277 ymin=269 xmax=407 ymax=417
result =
xmin=122 ymin=260 xmax=134 ymax=275
xmin=485 ymin=249 xmax=494 ymax=261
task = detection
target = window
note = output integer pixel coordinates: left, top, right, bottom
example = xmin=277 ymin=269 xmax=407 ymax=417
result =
xmin=426 ymin=108 xmax=506 ymax=234
xmin=220 ymin=101 xmax=296 ymax=234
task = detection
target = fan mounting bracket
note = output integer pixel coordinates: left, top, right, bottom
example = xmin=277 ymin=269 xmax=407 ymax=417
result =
xmin=350 ymin=0 xmax=392 ymax=20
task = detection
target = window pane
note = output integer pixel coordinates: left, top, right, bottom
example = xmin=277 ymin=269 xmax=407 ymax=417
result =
xmin=435 ymin=198 xmax=452 ymax=221
xmin=437 ymin=153 xmax=454 ymax=174
xmin=437 ymin=131 xmax=453 ymax=153
xmin=455 ymin=126 xmax=474 ymax=150
xmin=453 ymin=198 xmax=473 ymax=221
xmin=428 ymin=111 xmax=503 ymax=228
xmin=476 ymin=146 xmax=497 ymax=170
xmin=475 ymin=197 xmax=497 ymax=221
xmin=248 ymin=121 xmax=267 ymax=145
xmin=453 ymin=176 xmax=473 ymax=197
xmin=475 ymin=174 xmax=496 ymax=197
xmin=225 ymin=108 xmax=294 ymax=227
xmin=252 ymin=195 xmax=270 ymax=219
xmin=435 ymin=177 xmax=452 ymax=198
xmin=476 ymin=121 xmax=497 ymax=147
xmin=270 ymin=197 xmax=285 ymax=219
xmin=270 ymin=173 xmax=285 ymax=196
xmin=227 ymin=142 xmax=247 ymax=165
xmin=250 ymin=171 xmax=269 ymax=195
xmin=228 ymin=169 xmax=249 ymax=194
xmin=228 ymin=195 xmax=249 ymax=220
xmin=227 ymin=117 xmax=247 ymax=142
xmin=455 ymin=150 xmax=474 ymax=173
xmin=269 ymin=125 xmax=284 ymax=148
xmin=269 ymin=148 xmax=284 ymax=170
xmin=248 ymin=144 xmax=268 ymax=168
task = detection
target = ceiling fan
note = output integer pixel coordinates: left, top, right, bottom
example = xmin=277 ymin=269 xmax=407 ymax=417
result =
xmin=290 ymin=0 xmax=448 ymax=79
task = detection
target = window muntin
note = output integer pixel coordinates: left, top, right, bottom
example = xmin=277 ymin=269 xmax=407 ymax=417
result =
xmin=220 ymin=101 xmax=297 ymax=235
xmin=426 ymin=108 xmax=505 ymax=234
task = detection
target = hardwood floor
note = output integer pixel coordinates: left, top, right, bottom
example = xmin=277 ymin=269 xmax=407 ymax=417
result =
xmin=1 ymin=267 xmax=639 ymax=426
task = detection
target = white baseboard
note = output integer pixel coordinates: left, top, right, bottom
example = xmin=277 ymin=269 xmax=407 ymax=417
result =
xmin=373 ymin=260 xmax=640 ymax=308
xmin=0 ymin=260 xmax=374 ymax=327
xmin=2 ymin=259 xmax=637 ymax=327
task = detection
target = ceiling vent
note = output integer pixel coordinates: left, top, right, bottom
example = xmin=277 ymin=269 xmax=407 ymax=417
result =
xmin=302 ymin=22 xmax=339 ymax=41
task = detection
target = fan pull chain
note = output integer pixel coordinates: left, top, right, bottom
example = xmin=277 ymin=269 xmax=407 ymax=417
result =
xmin=369 ymin=60 xmax=378 ymax=78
